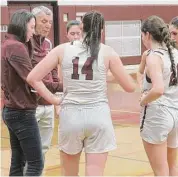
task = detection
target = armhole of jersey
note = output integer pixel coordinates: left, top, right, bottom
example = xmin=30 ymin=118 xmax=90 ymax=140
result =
xmin=152 ymin=50 xmax=164 ymax=65
xmin=153 ymin=50 xmax=164 ymax=56
xmin=99 ymin=44 xmax=109 ymax=71
xmin=145 ymin=49 xmax=164 ymax=83
xmin=147 ymin=49 xmax=164 ymax=60
xmin=98 ymin=44 xmax=104 ymax=61
xmin=146 ymin=49 xmax=151 ymax=56
xmin=154 ymin=50 xmax=165 ymax=75
xmin=62 ymin=43 xmax=71 ymax=67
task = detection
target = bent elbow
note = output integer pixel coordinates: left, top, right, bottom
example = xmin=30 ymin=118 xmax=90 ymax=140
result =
xmin=125 ymin=87 xmax=136 ymax=93
xmin=156 ymin=89 xmax=164 ymax=97
xmin=124 ymin=83 xmax=136 ymax=93
xmin=26 ymin=74 xmax=34 ymax=86
xmin=153 ymin=87 xmax=164 ymax=97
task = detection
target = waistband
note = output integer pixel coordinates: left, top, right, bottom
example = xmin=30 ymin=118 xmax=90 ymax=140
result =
xmin=61 ymin=101 xmax=108 ymax=109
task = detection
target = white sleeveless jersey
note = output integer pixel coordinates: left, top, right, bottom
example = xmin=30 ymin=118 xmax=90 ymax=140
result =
xmin=61 ymin=41 xmax=111 ymax=105
xmin=142 ymin=48 xmax=178 ymax=109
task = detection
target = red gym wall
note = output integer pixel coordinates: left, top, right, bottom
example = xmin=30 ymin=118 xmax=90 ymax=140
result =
xmin=1 ymin=3 xmax=178 ymax=64
xmin=1 ymin=2 xmax=178 ymax=113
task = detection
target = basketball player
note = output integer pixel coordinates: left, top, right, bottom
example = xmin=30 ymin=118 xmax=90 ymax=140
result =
xmin=66 ymin=20 xmax=82 ymax=42
xmin=169 ymin=16 xmax=178 ymax=47
xmin=27 ymin=10 xmax=136 ymax=176
xmin=55 ymin=20 xmax=82 ymax=116
xmin=140 ymin=15 xmax=178 ymax=176
xmin=138 ymin=16 xmax=178 ymax=89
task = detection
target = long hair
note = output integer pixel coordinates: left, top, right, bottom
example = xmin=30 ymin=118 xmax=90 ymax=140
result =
xmin=141 ymin=15 xmax=177 ymax=85
xmin=82 ymin=11 xmax=104 ymax=61
xmin=7 ymin=9 xmax=35 ymax=58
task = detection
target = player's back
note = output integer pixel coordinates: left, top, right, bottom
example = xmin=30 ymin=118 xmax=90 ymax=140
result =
xmin=143 ymin=48 xmax=178 ymax=109
xmin=61 ymin=41 xmax=108 ymax=105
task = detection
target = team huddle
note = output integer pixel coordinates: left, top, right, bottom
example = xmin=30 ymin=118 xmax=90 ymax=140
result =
xmin=1 ymin=5 xmax=178 ymax=176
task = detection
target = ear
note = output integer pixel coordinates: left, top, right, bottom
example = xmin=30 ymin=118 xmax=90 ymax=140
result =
xmin=65 ymin=32 xmax=69 ymax=42
xmin=146 ymin=31 xmax=151 ymax=40
xmin=79 ymin=23 xmax=83 ymax=31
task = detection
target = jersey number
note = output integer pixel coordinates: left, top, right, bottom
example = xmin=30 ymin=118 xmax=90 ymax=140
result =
xmin=169 ymin=64 xmax=178 ymax=86
xmin=71 ymin=57 xmax=93 ymax=80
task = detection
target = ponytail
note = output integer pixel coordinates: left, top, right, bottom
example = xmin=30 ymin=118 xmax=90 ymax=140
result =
xmin=82 ymin=11 xmax=104 ymax=62
xmin=162 ymin=28 xmax=177 ymax=85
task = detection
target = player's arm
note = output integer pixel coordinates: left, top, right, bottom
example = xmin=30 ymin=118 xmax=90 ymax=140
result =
xmin=58 ymin=65 xmax=63 ymax=84
xmin=108 ymin=48 xmax=136 ymax=92
xmin=140 ymin=53 xmax=164 ymax=106
xmin=27 ymin=44 xmax=64 ymax=105
xmin=137 ymin=50 xmax=149 ymax=88
xmin=106 ymin=70 xmax=116 ymax=83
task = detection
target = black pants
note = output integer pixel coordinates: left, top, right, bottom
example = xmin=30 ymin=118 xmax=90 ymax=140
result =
xmin=2 ymin=107 xmax=44 ymax=176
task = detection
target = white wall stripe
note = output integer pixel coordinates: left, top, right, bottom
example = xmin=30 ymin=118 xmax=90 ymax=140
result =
xmin=58 ymin=0 xmax=178 ymax=6
xmin=0 ymin=0 xmax=7 ymax=6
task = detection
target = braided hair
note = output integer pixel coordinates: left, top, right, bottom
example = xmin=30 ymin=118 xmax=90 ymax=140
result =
xmin=82 ymin=10 xmax=104 ymax=62
xmin=141 ymin=15 xmax=177 ymax=85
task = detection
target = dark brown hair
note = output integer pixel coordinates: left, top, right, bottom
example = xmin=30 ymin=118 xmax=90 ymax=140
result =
xmin=142 ymin=15 xmax=177 ymax=85
xmin=82 ymin=10 xmax=104 ymax=61
xmin=170 ymin=16 xmax=178 ymax=29
xmin=8 ymin=9 xmax=36 ymax=58
xmin=66 ymin=20 xmax=80 ymax=33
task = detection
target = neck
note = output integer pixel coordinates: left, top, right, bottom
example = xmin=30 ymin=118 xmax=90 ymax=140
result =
xmin=33 ymin=34 xmax=45 ymax=45
xmin=150 ymin=41 xmax=166 ymax=50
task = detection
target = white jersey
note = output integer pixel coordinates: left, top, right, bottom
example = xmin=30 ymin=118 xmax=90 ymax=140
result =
xmin=142 ymin=48 xmax=178 ymax=109
xmin=61 ymin=41 xmax=112 ymax=105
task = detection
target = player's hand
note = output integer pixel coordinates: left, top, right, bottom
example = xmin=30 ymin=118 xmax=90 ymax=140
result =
xmin=139 ymin=91 xmax=148 ymax=107
xmin=55 ymin=105 xmax=61 ymax=118
xmin=52 ymin=95 xmax=62 ymax=105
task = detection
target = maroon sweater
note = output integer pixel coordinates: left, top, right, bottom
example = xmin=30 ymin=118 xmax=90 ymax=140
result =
xmin=32 ymin=35 xmax=63 ymax=105
xmin=1 ymin=34 xmax=37 ymax=109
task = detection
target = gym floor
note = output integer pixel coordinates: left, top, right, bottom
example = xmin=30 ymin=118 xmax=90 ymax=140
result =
xmin=1 ymin=83 xmax=178 ymax=176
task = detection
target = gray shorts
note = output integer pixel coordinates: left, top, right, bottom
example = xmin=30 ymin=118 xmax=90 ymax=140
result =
xmin=140 ymin=104 xmax=178 ymax=148
xmin=58 ymin=102 xmax=117 ymax=154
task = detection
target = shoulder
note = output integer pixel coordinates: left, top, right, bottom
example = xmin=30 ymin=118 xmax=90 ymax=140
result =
xmin=141 ymin=49 xmax=151 ymax=63
xmin=143 ymin=49 xmax=151 ymax=57
xmin=100 ymin=43 xmax=112 ymax=50
xmin=100 ymin=43 xmax=119 ymax=58
xmin=5 ymin=41 xmax=30 ymax=63
xmin=146 ymin=52 xmax=163 ymax=67
xmin=6 ymin=40 xmax=25 ymax=48
xmin=48 ymin=42 xmax=70 ymax=61
xmin=146 ymin=49 xmax=166 ymax=66
xmin=53 ymin=42 xmax=70 ymax=52
xmin=6 ymin=40 xmax=28 ymax=54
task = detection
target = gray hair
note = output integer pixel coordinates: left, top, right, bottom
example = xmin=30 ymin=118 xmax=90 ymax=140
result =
xmin=31 ymin=6 xmax=53 ymax=16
